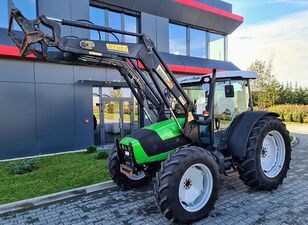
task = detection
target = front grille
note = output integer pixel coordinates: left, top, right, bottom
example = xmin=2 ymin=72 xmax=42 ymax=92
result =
xmin=118 ymin=143 xmax=134 ymax=166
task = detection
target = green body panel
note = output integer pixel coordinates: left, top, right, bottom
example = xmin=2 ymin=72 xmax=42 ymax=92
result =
xmin=145 ymin=118 xmax=185 ymax=140
xmin=119 ymin=118 xmax=186 ymax=164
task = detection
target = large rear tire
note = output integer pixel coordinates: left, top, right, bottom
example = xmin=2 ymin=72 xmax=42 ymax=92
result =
xmin=108 ymin=146 xmax=151 ymax=188
xmin=154 ymin=146 xmax=220 ymax=224
xmin=235 ymin=115 xmax=291 ymax=190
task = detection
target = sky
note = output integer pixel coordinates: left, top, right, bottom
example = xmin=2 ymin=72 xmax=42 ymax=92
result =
xmin=225 ymin=0 xmax=308 ymax=87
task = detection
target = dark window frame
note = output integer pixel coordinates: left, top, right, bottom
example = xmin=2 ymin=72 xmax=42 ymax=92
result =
xmin=89 ymin=5 xmax=140 ymax=43
xmin=169 ymin=21 xmax=227 ymax=61
xmin=169 ymin=22 xmax=188 ymax=56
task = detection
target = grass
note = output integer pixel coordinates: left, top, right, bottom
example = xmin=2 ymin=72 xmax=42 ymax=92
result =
xmin=0 ymin=152 xmax=110 ymax=205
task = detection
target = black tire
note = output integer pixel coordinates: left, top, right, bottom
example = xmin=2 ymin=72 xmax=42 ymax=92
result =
xmin=154 ymin=146 xmax=220 ymax=224
xmin=235 ymin=115 xmax=292 ymax=191
xmin=108 ymin=146 xmax=151 ymax=188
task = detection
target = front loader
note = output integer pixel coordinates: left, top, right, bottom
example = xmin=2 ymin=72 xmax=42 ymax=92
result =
xmin=8 ymin=8 xmax=292 ymax=224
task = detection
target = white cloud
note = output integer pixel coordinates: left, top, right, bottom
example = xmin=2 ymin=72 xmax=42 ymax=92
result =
xmin=261 ymin=0 xmax=308 ymax=6
xmin=227 ymin=0 xmax=308 ymax=6
xmin=229 ymin=10 xmax=308 ymax=87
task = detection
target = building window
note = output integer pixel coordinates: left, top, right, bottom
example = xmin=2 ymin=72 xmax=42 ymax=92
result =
xmin=209 ymin=33 xmax=225 ymax=61
xmin=124 ymin=14 xmax=137 ymax=43
xmin=0 ymin=0 xmax=8 ymax=28
xmin=1 ymin=0 xmax=36 ymax=29
xmin=108 ymin=10 xmax=121 ymax=41
xmin=190 ymin=28 xmax=207 ymax=58
xmin=169 ymin=23 xmax=187 ymax=56
xmin=89 ymin=6 xmax=138 ymax=43
xmin=169 ymin=22 xmax=226 ymax=61
xmin=89 ymin=7 xmax=105 ymax=40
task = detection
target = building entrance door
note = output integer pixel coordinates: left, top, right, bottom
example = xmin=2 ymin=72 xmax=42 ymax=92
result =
xmin=100 ymin=97 xmax=135 ymax=145
xmin=93 ymin=87 xmax=139 ymax=147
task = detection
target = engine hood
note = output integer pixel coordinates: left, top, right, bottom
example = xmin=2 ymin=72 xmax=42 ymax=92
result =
xmin=119 ymin=118 xmax=190 ymax=164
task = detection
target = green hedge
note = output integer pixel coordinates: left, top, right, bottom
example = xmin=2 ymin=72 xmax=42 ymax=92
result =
xmin=256 ymin=104 xmax=308 ymax=123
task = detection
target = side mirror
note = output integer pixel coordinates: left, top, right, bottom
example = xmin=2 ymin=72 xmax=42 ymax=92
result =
xmin=225 ymin=84 xmax=234 ymax=98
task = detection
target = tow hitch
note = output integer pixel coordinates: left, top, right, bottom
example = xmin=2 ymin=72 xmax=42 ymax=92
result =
xmin=120 ymin=164 xmax=133 ymax=177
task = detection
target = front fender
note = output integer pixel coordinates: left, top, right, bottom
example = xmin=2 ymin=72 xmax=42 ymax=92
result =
xmin=227 ymin=111 xmax=279 ymax=158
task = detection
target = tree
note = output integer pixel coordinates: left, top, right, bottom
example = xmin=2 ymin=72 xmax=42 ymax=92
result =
xmin=248 ymin=60 xmax=308 ymax=107
xmin=110 ymin=89 xmax=123 ymax=98
xmin=284 ymin=82 xmax=294 ymax=104
xmin=248 ymin=60 xmax=281 ymax=108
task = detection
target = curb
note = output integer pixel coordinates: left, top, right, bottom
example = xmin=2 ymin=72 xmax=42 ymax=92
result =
xmin=0 ymin=180 xmax=116 ymax=215
xmin=290 ymin=134 xmax=297 ymax=147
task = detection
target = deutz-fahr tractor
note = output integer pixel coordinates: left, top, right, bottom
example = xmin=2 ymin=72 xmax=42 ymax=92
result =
xmin=9 ymin=8 xmax=291 ymax=224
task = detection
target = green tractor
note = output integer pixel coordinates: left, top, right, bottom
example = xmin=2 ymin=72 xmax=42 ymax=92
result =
xmin=109 ymin=71 xmax=292 ymax=223
xmin=10 ymin=8 xmax=292 ymax=224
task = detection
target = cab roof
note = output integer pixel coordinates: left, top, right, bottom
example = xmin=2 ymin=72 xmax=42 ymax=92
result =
xmin=177 ymin=71 xmax=259 ymax=84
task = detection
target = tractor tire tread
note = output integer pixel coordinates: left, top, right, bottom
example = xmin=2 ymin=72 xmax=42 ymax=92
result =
xmin=235 ymin=115 xmax=292 ymax=191
xmin=154 ymin=146 xmax=220 ymax=223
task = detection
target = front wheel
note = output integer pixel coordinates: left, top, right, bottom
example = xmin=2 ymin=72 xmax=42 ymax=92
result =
xmin=235 ymin=115 xmax=292 ymax=190
xmin=154 ymin=146 xmax=220 ymax=224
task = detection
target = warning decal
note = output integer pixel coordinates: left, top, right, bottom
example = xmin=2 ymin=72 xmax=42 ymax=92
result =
xmin=106 ymin=44 xmax=129 ymax=54
xmin=156 ymin=65 xmax=174 ymax=89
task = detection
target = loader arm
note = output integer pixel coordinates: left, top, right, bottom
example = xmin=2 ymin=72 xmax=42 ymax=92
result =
xmin=8 ymin=7 xmax=206 ymax=143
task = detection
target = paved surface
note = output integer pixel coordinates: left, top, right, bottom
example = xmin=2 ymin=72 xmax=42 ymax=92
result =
xmin=1 ymin=126 xmax=307 ymax=225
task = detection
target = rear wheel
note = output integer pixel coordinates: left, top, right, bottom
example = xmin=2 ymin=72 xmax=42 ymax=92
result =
xmin=108 ymin=146 xmax=151 ymax=188
xmin=235 ymin=115 xmax=291 ymax=190
xmin=154 ymin=146 xmax=220 ymax=224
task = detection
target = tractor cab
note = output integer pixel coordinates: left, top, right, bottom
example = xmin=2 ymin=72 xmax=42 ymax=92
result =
xmin=178 ymin=71 xmax=258 ymax=147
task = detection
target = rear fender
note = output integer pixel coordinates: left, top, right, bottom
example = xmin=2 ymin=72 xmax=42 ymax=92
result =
xmin=227 ymin=111 xmax=279 ymax=158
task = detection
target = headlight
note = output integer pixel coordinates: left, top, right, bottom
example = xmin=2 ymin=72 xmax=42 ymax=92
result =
xmin=125 ymin=151 xmax=130 ymax=156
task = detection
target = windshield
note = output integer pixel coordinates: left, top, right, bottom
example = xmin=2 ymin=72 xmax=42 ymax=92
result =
xmin=181 ymin=79 xmax=250 ymax=145
xmin=214 ymin=80 xmax=250 ymax=124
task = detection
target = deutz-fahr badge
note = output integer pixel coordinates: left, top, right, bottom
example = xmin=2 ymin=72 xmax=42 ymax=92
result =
xmin=80 ymin=40 xmax=95 ymax=50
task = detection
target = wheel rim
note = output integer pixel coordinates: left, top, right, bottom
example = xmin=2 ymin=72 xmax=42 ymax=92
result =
xmin=260 ymin=131 xmax=286 ymax=178
xmin=178 ymin=163 xmax=213 ymax=212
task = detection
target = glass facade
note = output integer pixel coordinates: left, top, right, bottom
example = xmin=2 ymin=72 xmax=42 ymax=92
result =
xmin=108 ymin=10 xmax=121 ymax=41
xmin=89 ymin=7 xmax=105 ymax=40
xmin=169 ymin=23 xmax=187 ymax=56
xmin=209 ymin=33 xmax=225 ymax=61
xmin=89 ymin=6 xmax=138 ymax=43
xmin=169 ymin=23 xmax=226 ymax=61
xmin=190 ymin=28 xmax=207 ymax=58
xmin=0 ymin=0 xmax=8 ymax=28
xmin=124 ymin=15 xmax=137 ymax=43
xmin=1 ymin=0 xmax=36 ymax=29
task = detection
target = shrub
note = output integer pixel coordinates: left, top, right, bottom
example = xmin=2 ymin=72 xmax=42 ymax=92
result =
xmin=289 ymin=135 xmax=294 ymax=142
xmin=86 ymin=145 xmax=97 ymax=153
xmin=94 ymin=151 xmax=109 ymax=160
xmin=9 ymin=158 xmax=39 ymax=175
xmin=280 ymin=114 xmax=285 ymax=121
xmin=299 ymin=113 xmax=304 ymax=123
xmin=288 ymin=113 xmax=294 ymax=122
xmin=266 ymin=104 xmax=308 ymax=123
